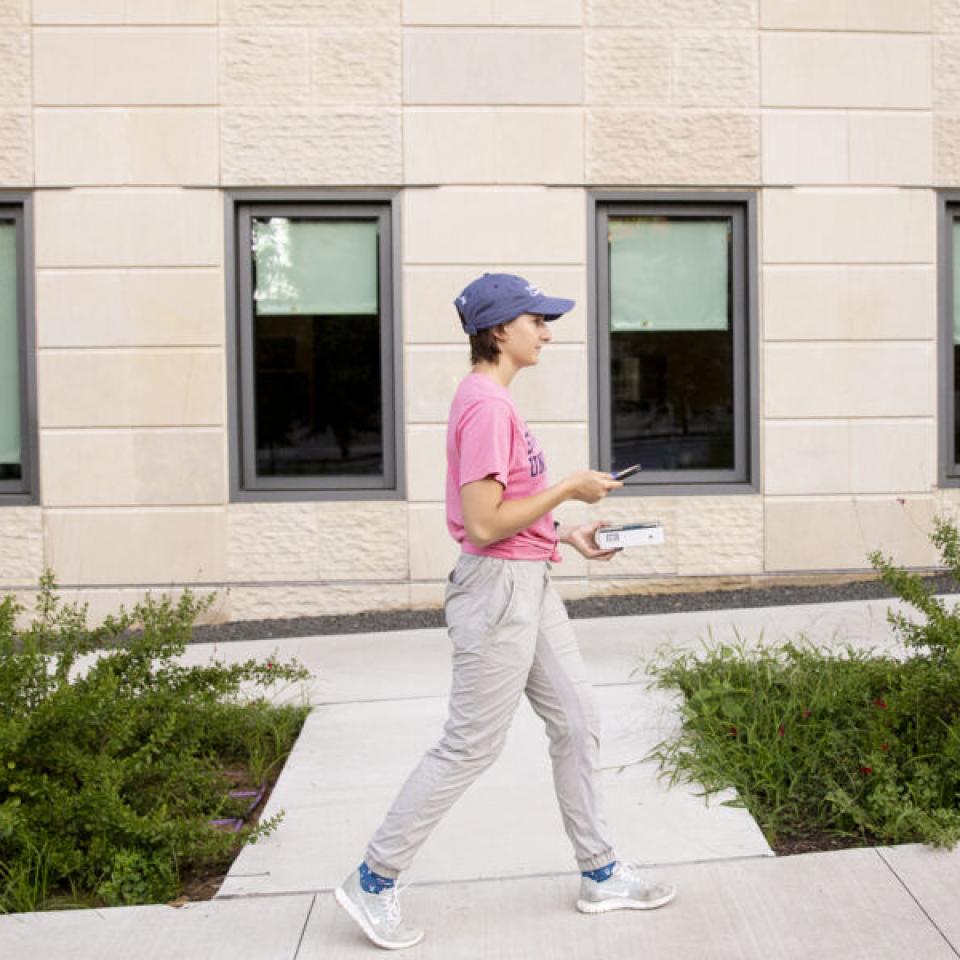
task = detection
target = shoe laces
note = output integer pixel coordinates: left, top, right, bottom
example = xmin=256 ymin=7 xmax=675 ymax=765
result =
xmin=381 ymin=881 xmax=410 ymax=928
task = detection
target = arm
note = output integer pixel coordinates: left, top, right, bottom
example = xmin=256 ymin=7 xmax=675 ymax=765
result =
xmin=461 ymin=472 xmax=621 ymax=548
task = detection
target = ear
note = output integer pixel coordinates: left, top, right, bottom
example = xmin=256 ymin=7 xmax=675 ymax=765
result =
xmin=491 ymin=323 xmax=509 ymax=343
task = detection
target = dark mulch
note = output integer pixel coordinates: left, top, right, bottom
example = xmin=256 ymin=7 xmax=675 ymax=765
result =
xmin=769 ymin=829 xmax=878 ymax=857
xmin=187 ymin=572 xmax=960 ymax=644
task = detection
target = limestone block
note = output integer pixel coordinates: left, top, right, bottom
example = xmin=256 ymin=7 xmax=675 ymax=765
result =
xmin=765 ymin=421 xmax=850 ymax=495
xmin=587 ymin=0 xmax=757 ymax=28
xmin=534 ymin=423 xmax=590 ymax=487
xmin=404 ymin=30 xmax=583 ymax=105
xmin=226 ymin=582 xmax=410 ymax=620
xmin=936 ymin=114 xmax=960 ymax=185
xmin=0 ymin=507 xmax=42 ymax=587
xmin=761 ymin=34 xmax=931 ymax=109
xmin=403 ymin=108 xmax=584 ymax=186
xmin=227 ymin=502 xmax=320 ymax=582
xmin=937 ymin=36 xmax=960 ymax=112
xmin=36 ymin=269 xmax=225 ymax=348
xmin=936 ymin=0 xmax=960 ymax=31
xmin=405 ymin=424 xmax=445 ymax=501
xmin=221 ymin=108 xmax=401 ymax=185
xmin=764 ymin=496 xmax=939 ymax=571
xmin=764 ymin=342 xmax=934 ymax=418
xmin=849 ymin=421 xmax=937 ymax=494
xmin=587 ymin=109 xmax=760 ymax=184
xmin=761 ymin=0 xmax=932 ymax=31
xmin=40 ymin=429 xmax=226 ymax=507
xmin=0 ymin=110 xmax=31 ymax=185
xmin=762 ymin=266 xmax=936 ymax=340
xmin=408 ymin=502 xmax=460 ymax=581
xmin=34 ymin=189 xmax=222 ymax=267
xmin=220 ymin=29 xmax=310 ymax=105
xmin=38 ymin=350 xmax=225 ymax=427
xmin=314 ymin=501 xmax=409 ymax=580
xmin=585 ymin=32 xmax=671 ymax=105
xmin=0 ymin=29 xmax=29 ymax=104
xmin=584 ymin=496 xmax=677 ymax=577
xmin=762 ymin=112 xmax=847 ymax=185
xmin=403 ymin=188 xmax=585 ymax=264
xmin=408 ymin=580 xmax=445 ymax=608
xmin=45 ymin=508 xmax=227 ymax=585
xmin=221 ymin=0 xmax=398 ymax=25
xmin=549 ymin=578 xmax=594 ymax=600
xmin=675 ymin=495 xmax=763 ymax=575
xmin=402 ymin=265 xmax=586 ymax=344
xmin=35 ymin=108 xmax=219 ymax=186
xmin=403 ymin=0 xmax=582 ymax=25
xmin=672 ymin=31 xmax=759 ymax=107
xmin=33 ymin=0 xmax=217 ymax=22
xmin=762 ymin=189 xmax=935 ymax=264
xmin=0 ymin=0 xmax=26 ymax=22
xmin=404 ymin=345 xmax=588 ymax=422
xmin=848 ymin=114 xmax=932 ymax=186
xmin=34 ymin=28 xmax=217 ymax=105
xmin=310 ymin=30 xmax=400 ymax=104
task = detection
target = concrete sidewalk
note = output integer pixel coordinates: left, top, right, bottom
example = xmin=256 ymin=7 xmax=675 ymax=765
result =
xmin=2 ymin=596 xmax=960 ymax=959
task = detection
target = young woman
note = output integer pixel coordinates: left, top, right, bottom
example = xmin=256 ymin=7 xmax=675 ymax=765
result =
xmin=336 ymin=273 xmax=676 ymax=950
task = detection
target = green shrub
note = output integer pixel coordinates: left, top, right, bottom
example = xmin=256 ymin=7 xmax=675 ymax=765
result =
xmin=648 ymin=515 xmax=960 ymax=849
xmin=0 ymin=571 xmax=310 ymax=913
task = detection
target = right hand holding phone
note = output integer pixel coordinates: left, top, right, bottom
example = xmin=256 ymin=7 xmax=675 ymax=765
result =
xmin=564 ymin=470 xmax=622 ymax=504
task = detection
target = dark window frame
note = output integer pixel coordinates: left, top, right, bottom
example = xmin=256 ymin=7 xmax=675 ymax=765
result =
xmin=938 ymin=193 xmax=960 ymax=486
xmin=0 ymin=193 xmax=37 ymax=506
xmin=226 ymin=190 xmax=404 ymax=501
xmin=588 ymin=190 xmax=759 ymax=495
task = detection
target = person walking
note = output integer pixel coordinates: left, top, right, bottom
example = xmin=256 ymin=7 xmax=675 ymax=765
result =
xmin=335 ymin=273 xmax=677 ymax=950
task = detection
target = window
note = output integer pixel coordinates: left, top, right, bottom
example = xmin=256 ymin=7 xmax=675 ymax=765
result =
xmin=228 ymin=196 xmax=401 ymax=499
xmin=591 ymin=193 xmax=757 ymax=491
xmin=940 ymin=196 xmax=960 ymax=483
xmin=0 ymin=197 xmax=36 ymax=504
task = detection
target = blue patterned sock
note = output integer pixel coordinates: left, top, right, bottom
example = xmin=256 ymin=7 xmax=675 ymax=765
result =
xmin=358 ymin=862 xmax=396 ymax=894
xmin=582 ymin=861 xmax=617 ymax=883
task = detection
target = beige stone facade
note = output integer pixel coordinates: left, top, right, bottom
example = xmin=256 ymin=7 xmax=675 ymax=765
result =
xmin=0 ymin=1 xmax=955 ymax=624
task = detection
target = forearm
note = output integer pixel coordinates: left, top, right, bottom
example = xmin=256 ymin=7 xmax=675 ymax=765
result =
xmin=468 ymin=479 xmax=572 ymax=547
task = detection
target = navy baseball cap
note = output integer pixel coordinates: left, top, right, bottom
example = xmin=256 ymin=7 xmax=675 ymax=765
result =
xmin=453 ymin=273 xmax=575 ymax=335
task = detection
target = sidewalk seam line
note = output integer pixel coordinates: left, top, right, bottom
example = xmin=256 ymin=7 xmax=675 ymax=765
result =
xmin=875 ymin=849 xmax=960 ymax=959
xmin=291 ymin=893 xmax=317 ymax=960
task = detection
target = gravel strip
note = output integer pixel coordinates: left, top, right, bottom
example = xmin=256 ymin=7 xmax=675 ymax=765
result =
xmin=188 ymin=573 xmax=960 ymax=644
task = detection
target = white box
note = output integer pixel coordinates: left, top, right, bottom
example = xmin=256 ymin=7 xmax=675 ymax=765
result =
xmin=594 ymin=521 xmax=665 ymax=550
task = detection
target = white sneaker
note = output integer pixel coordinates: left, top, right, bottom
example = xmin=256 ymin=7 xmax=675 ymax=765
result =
xmin=576 ymin=861 xmax=677 ymax=914
xmin=335 ymin=868 xmax=424 ymax=951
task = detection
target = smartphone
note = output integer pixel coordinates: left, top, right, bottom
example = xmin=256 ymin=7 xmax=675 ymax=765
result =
xmin=613 ymin=463 xmax=642 ymax=481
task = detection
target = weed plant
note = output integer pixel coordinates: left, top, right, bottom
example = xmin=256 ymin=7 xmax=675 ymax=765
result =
xmin=648 ymin=516 xmax=960 ymax=849
xmin=0 ymin=572 xmax=310 ymax=913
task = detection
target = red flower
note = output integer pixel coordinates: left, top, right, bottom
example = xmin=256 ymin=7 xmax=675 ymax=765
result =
xmin=266 ymin=662 xmax=274 ymax=669
xmin=873 ymin=698 xmax=888 ymax=710
xmin=728 ymin=727 xmax=738 ymax=737
xmin=777 ymin=724 xmax=785 ymax=738
xmin=802 ymin=709 xmax=812 ymax=719
xmin=860 ymin=766 xmax=873 ymax=776
xmin=880 ymin=743 xmax=889 ymax=752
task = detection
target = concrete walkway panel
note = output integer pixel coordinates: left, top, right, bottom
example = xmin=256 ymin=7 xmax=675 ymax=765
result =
xmin=0 ymin=894 xmax=314 ymax=960
xmin=299 ymin=848 xmax=957 ymax=960
xmin=878 ymin=844 xmax=960 ymax=954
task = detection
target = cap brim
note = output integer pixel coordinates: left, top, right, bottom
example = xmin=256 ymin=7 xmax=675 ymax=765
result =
xmin=531 ymin=295 xmax=575 ymax=321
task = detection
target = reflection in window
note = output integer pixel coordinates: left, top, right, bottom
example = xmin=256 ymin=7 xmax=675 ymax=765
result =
xmin=250 ymin=217 xmax=383 ymax=478
xmin=607 ymin=215 xmax=734 ymax=473
xmin=0 ymin=220 xmax=20 ymax=482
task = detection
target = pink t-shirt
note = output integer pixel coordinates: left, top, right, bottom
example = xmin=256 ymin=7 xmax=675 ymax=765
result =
xmin=445 ymin=372 xmax=560 ymax=562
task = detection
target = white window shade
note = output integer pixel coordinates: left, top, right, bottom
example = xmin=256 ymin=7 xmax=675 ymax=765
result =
xmin=0 ymin=222 xmax=19 ymax=467
xmin=609 ymin=217 xmax=729 ymax=333
xmin=253 ymin=218 xmax=378 ymax=316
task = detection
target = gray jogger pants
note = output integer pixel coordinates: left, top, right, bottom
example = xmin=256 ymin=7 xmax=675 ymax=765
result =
xmin=363 ymin=553 xmax=617 ymax=878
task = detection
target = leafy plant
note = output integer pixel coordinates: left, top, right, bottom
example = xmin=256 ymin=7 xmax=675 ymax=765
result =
xmin=648 ymin=515 xmax=960 ymax=849
xmin=0 ymin=571 xmax=310 ymax=912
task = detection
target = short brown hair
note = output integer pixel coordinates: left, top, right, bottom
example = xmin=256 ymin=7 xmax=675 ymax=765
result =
xmin=469 ymin=324 xmax=505 ymax=365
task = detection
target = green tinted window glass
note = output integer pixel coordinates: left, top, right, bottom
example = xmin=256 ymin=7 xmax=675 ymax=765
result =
xmin=0 ymin=221 xmax=19 ymax=474
xmin=609 ymin=216 xmax=729 ymax=332
xmin=253 ymin=218 xmax=378 ymax=316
